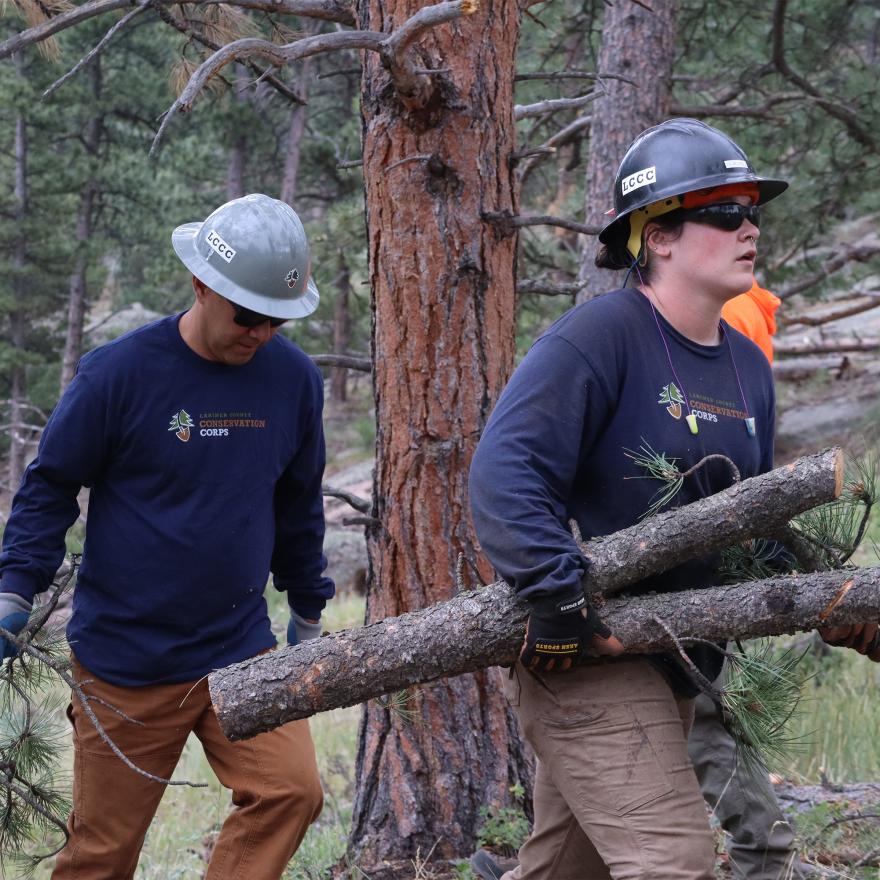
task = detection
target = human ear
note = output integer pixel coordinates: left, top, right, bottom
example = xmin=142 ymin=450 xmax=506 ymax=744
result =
xmin=643 ymin=224 xmax=673 ymax=258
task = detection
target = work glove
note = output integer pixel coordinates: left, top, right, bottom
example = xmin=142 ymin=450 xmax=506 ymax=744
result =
xmin=520 ymin=592 xmax=613 ymax=673
xmin=819 ymin=622 xmax=880 ymax=662
xmin=0 ymin=592 xmax=33 ymax=661
xmin=287 ymin=610 xmax=322 ymax=647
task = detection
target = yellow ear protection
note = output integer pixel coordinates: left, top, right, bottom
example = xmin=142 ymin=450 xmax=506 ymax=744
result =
xmin=626 ymin=196 xmax=684 ymax=260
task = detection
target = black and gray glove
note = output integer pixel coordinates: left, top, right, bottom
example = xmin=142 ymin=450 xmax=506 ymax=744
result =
xmin=520 ymin=592 xmax=611 ymax=673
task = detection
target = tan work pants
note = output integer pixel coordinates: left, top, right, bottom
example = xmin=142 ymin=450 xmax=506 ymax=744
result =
xmin=502 ymin=657 xmax=716 ymax=880
xmin=52 ymin=656 xmax=323 ymax=880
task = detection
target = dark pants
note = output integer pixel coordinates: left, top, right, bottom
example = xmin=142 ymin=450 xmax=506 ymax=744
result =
xmin=689 ymin=688 xmax=801 ymax=880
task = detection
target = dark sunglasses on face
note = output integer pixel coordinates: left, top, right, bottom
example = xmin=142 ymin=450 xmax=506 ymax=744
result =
xmin=678 ymin=202 xmax=760 ymax=231
xmin=231 ymin=302 xmax=288 ymax=328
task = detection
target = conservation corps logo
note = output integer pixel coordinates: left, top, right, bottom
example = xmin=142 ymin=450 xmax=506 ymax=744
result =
xmin=658 ymin=383 xmax=685 ymax=420
xmin=168 ymin=409 xmax=195 ymax=442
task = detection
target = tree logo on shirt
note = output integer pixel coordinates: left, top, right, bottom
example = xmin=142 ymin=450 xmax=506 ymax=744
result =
xmin=658 ymin=383 xmax=686 ymax=420
xmin=168 ymin=409 xmax=195 ymax=442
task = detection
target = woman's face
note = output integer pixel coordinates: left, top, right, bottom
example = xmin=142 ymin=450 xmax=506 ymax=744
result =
xmin=663 ymin=195 xmax=760 ymax=302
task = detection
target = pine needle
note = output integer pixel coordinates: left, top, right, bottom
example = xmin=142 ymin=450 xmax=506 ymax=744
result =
xmin=623 ymin=441 xmax=684 ymax=518
xmin=720 ymin=641 xmax=808 ymax=776
xmin=793 ymin=452 xmax=877 ymax=568
xmin=720 ymin=539 xmax=791 ymax=583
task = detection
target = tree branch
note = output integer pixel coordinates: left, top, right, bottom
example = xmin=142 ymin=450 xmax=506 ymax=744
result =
xmin=151 ymin=3 xmax=305 ymax=105
xmin=43 ymin=0 xmax=151 ymax=99
xmin=774 ymin=337 xmax=880 ymax=356
xmin=777 ymin=243 xmax=880 ymax=301
xmin=483 ymin=211 xmax=600 ymax=237
xmin=310 ymin=353 xmax=371 ymax=372
xmin=516 ymin=279 xmax=588 ymax=298
xmin=151 ymin=1 xmax=473 ymax=156
xmin=322 ymin=484 xmax=371 ymax=514
xmin=783 ymin=295 xmax=880 ymax=327
xmin=514 ymin=92 xmax=598 ymax=120
xmin=0 ymin=0 xmax=356 ymax=62
xmin=771 ymin=0 xmax=878 ymax=151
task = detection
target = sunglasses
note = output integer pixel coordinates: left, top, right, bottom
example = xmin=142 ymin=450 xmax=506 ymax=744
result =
xmin=677 ymin=202 xmax=760 ymax=231
xmin=231 ymin=302 xmax=288 ymax=329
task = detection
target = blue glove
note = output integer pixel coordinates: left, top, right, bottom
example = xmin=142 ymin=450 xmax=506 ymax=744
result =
xmin=0 ymin=592 xmax=33 ymax=660
xmin=287 ymin=610 xmax=322 ymax=647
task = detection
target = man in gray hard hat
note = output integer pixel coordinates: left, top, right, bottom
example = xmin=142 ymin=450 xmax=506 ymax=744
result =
xmin=0 ymin=193 xmax=334 ymax=879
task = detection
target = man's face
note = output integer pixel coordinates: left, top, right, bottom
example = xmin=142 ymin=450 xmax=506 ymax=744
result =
xmin=195 ymin=283 xmax=285 ymax=365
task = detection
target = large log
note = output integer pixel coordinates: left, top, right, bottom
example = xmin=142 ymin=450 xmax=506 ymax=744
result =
xmin=213 ymin=567 xmax=880 ymax=740
xmin=210 ymin=449 xmax=844 ymax=739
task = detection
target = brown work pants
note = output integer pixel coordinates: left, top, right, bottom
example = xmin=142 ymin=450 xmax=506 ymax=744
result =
xmin=52 ymin=656 xmax=323 ymax=880
xmin=502 ymin=657 xmax=716 ymax=880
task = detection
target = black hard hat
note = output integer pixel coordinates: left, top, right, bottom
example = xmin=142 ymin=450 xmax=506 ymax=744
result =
xmin=598 ymin=118 xmax=788 ymax=249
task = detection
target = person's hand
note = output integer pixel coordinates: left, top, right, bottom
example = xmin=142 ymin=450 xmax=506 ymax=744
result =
xmin=286 ymin=611 xmax=322 ymax=647
xmin=520 ymin=592 xmax=623 ymax=673
xmin=0 ymin=592 xmax=33 ymax=661
xmin=819 ymin=622 xmax=880 ymax=662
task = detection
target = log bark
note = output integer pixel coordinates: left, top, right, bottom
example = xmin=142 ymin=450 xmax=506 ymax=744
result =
xmin=210 ymin=448 xmax=844 ymax=739
xmin=213 ymin=566 xmax=880 ymax=741
xmin=350 ymin=0 xmax=526 ymax=866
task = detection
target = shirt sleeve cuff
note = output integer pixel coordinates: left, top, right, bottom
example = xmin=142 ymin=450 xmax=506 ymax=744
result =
xmin=0 ymin=570 xmax=43 ymax=603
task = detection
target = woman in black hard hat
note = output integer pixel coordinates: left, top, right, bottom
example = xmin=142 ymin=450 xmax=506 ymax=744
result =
xmin=468 ymin=119 xmax=787 ymax=879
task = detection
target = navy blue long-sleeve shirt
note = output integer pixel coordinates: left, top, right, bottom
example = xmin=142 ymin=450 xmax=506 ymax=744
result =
xmin=469 ymin=288 xmax=775 ymax=689
xmin=0 ymin=315 xmax=334 ymax=685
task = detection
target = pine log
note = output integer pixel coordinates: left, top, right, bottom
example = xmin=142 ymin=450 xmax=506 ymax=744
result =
xmin=210 ymin=449 xmax=844 ymax=739
xmin=213 ymin=567 xmax=879 ymax=740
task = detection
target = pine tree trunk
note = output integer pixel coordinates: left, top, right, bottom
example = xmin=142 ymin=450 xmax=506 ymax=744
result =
xmin=226 ymin=65 xmax=248 ymax=200
xmin=348 ymin=0 xmax=526 ymax=868
xmin=210 ymin=448 xmax=844 ymax=736
xmin=330 ymin=250 xmax=352 ymax=402
xmin=60 ymin=63 xmax=102 ymax=394
xmin=279 ymin=20 xmax=317 ymax=206
xmin=577 ymin=0 xmax=678 ymax=301
xmin=8 ymin=77 xmax=28 ymax=498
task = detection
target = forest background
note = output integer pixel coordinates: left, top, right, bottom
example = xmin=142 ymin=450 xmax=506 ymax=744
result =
xmin=1 ymin=0 xmax=880 ymax=876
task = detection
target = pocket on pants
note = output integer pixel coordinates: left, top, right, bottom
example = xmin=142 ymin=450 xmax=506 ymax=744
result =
xmin=540 ymin=702 xmax=675 ymax=817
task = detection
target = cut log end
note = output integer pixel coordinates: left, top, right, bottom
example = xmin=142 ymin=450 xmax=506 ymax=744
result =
xmin=832 ymin=446 xmax=845 ymax=498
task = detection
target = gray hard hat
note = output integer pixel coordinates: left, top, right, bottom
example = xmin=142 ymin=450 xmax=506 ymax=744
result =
xmin=172 ymin=193 xmax=319 ymax=319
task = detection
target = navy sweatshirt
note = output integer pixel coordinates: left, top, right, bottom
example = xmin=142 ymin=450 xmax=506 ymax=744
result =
xmin=0 ymin=315 xmax=334 ymax=686
xmin=469 ymin=288 xmax=775 ymax=691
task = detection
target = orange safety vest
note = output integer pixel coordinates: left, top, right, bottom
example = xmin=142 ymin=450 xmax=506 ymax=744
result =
xmin=721 ymin=280 xmax=781 ymax=364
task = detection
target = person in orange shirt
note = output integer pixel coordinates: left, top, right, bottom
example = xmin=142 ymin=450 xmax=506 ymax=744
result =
xmin=721 ymin=279 xmax=781 ymax=363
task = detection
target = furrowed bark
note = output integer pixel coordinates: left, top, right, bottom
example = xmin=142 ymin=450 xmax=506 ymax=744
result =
xmin=212 ymin=566 xmax=880 ymax=740
xmin=210 ymin=448 xmax=844 ymax=739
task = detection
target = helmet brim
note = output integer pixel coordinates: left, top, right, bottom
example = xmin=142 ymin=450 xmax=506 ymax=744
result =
xmin=598 ymin=175 xmax=789 ymax=246
xmin=599 ymin=174 xmax=788 ymax=244
xmin=172 ymin=222 xmax=320 ymax=319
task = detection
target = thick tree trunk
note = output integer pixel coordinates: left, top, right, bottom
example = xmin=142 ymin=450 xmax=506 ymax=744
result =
xmin=577 ymin=0 xmax=678 ymax=301
xmin=350 ymin=0 xmax=525 ymax=867
xmin=60 ymin=63 xmax=102 ymax=394
xmin=330 ymin=250 xmax=352 ymax=402
xmin=212 ymin=566 xmax=880 ymax=739
xmin=210 ymin=447 xmax=844 ymax=736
